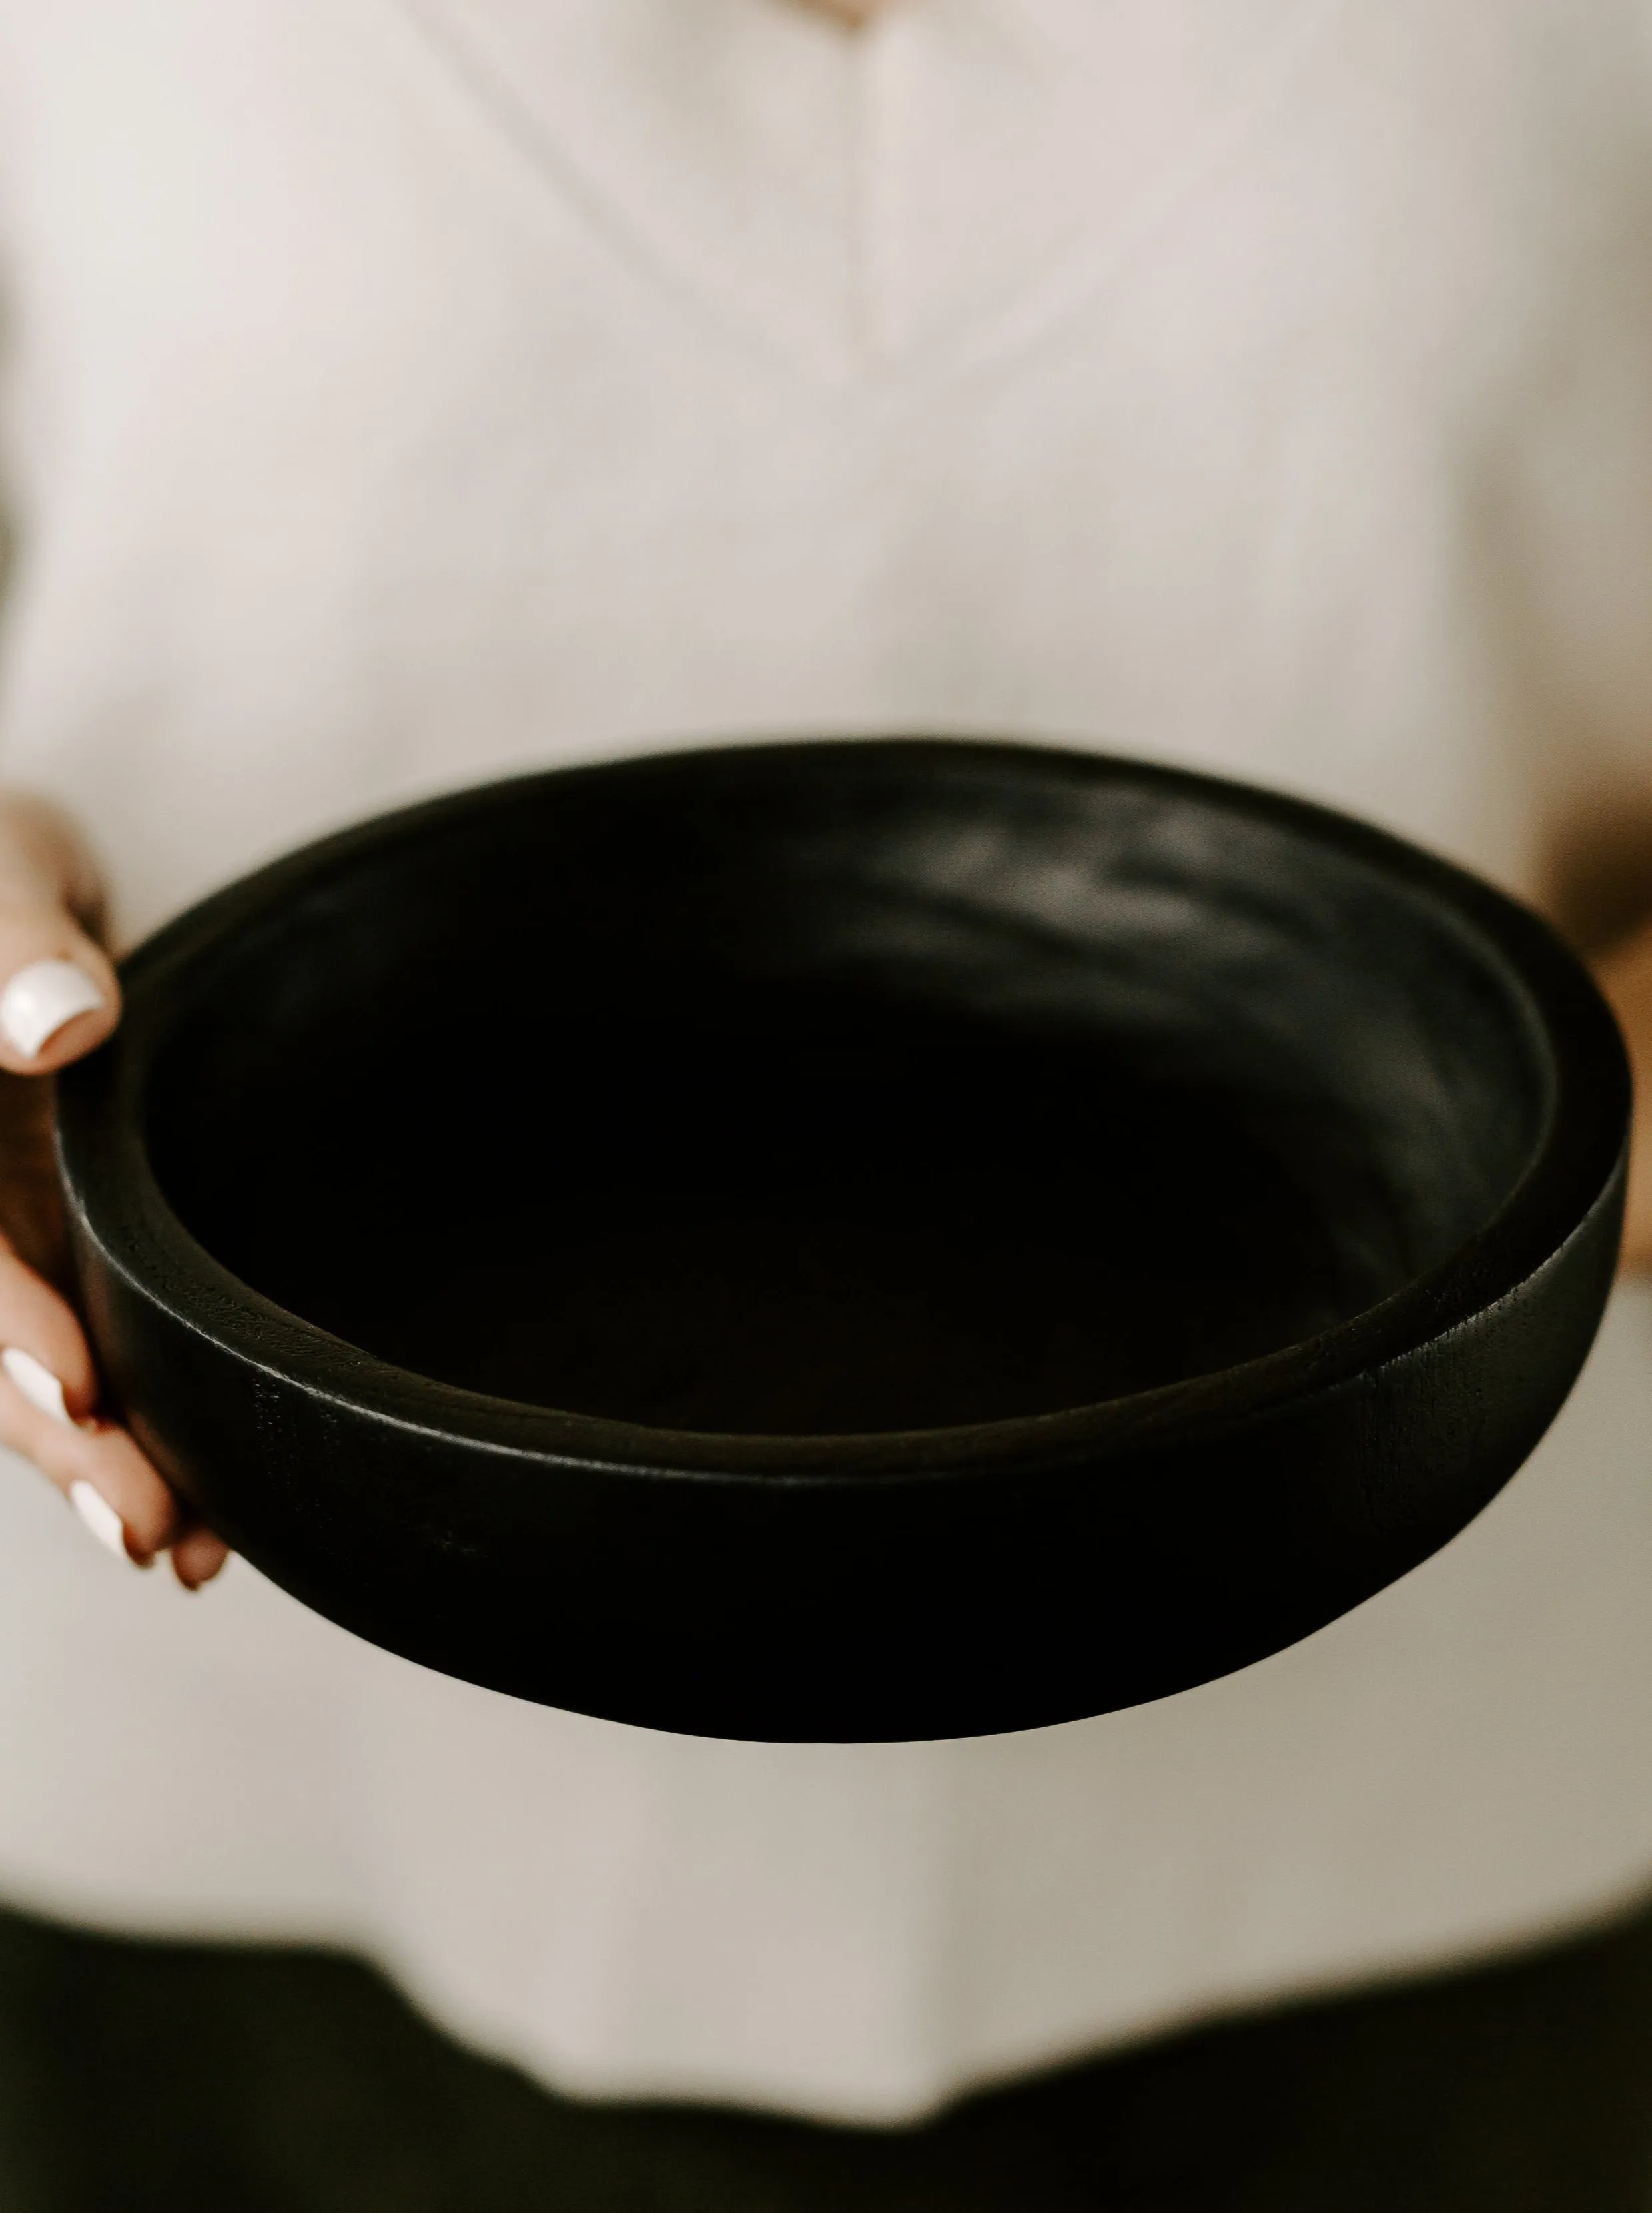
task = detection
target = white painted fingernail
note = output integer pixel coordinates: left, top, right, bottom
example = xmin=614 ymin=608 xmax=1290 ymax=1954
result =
xmin=68 ymin=1478 xmax=129 ymax=1560
xmin=0 ymin=958 xmax=105 ymax=1059
xmin=1 ymin=1346 xmax=72 ymax=1426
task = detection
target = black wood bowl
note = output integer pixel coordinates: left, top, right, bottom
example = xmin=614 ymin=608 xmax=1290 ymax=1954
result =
xmin=55 ymin=740 xmax=1629 ymax=1741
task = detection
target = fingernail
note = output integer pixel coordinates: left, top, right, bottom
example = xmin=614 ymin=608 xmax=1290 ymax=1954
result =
xmin=1 ymin=1346 xmax=72 ymax=1426
xmin=68 ymin=1478 xmax=129 ymax=1561
xmin=0 ymin=958 xmax=105 ymax=1059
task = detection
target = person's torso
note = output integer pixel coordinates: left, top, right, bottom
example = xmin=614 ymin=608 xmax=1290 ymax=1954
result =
xmin=1 ymin=0 xmax=1651 ymax=935
xmin=3 ymin=1 xmax=1652 ymax=2123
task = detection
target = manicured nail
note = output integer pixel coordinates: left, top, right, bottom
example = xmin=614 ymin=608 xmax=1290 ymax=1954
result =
xmin=1 ymin=1346 xmax=72 ymax=1426
xmin=0 ymin=958 xmax=105 ymax=1059
xmin=68 ymin=1478 xmax=129 ymax=1560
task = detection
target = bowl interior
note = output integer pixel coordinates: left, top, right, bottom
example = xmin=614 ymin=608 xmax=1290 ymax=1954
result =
xmin=141 ymin=749 xmax=1552 ymax=1437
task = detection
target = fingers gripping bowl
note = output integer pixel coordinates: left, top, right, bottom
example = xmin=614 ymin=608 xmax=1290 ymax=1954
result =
xmin=55 ymin=741 xmax=1629 ymax=1741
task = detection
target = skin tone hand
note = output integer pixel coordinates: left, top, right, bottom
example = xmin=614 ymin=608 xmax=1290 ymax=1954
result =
xmin=0 ymin=794 xmax=228 ymax=1587
xmin=1595 ymin=919 xmax=1652 ymax=1272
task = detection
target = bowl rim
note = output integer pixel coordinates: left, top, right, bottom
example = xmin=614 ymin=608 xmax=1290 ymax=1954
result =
xmin=55 ymin=735 xmax=1632 ymax=1482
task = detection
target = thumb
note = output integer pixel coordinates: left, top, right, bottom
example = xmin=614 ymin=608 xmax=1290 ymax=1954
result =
xmin=0 ymin=930 xmax=117 ymax=1074
xmin=0 ymin=793 xmax=119 ymax=1076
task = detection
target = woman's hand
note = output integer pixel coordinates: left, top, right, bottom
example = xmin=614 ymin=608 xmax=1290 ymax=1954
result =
xmin=0 ymin=794 xmax=228 ymax=1587
xmin=1595 ymin=919 xmax=1652 ymax=1273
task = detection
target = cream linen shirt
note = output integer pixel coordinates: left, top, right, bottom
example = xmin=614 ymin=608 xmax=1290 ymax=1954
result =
xmin=0 ymin=0 xmax=1649 ymax=2120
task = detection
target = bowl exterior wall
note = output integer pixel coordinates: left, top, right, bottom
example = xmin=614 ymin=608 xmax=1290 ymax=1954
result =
xmin=69 ymin=1161 xmax=1622 ymax=1741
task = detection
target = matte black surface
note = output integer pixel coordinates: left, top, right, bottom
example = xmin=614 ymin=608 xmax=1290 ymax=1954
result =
xmin=55 ymin=739 xmax=1631 ymax=1739
xmin=155 ymin=990 xmax=1409 ymax=1432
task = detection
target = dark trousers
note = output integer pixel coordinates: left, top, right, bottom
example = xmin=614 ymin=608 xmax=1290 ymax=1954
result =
xmin=0 ymin=1898 xmax=1648 ymax=2212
